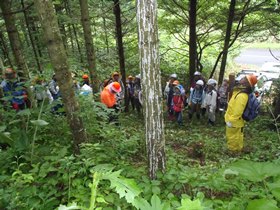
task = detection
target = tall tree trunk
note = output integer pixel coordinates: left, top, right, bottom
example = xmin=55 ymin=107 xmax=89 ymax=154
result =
xmin=65 ymin=0 xmax=83 ymax=63
xmin=0 ymin=0 xmax=30 ymax=80
xmin=218 ymin=0 xmax=236 ymax=85
xmin=29 ymin=16 xmax=43 ymax=59
xmin=113 ymin=0 xmax=128 ymax=112
xmin=137 ymin=0 xmax=166 ymax=180
xmin=34 ymin=0 xmax=87 ymax=154
xmin=102 ymin=15 xmax=109 ymax=54
xmin=189 ymin=0 xmax=197 ymax=84
xmin=79 ymin=0 xmax=98 ymax=92
xmin=68 ymin=24 xmax=75 ymax=54
xmin=0 ymin=30 xmax=13 ymax=67
xmin=72 ymin=24 xmax=83 ymax=63
xmin=21 ymin=0 xmax=42 ymax=73
xmin=54 ymin=4 xmax=68 ymax=53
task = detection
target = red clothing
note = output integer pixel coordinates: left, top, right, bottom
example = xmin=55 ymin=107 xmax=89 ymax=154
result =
xmin=172 ymin=95 xmax=184 ymax=112
xmin=101 ymin=86 xmax=116 ymax=108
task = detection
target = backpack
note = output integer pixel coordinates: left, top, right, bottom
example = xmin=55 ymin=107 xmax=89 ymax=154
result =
xmin=236 ymin=92 xmax=260 ymax=121
xmin=172 ymin=95 xmax=184 ymax=112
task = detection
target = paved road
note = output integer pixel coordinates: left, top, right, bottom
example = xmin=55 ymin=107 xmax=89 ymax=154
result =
xmin=234 ymin=48 xmax=280 ymax=68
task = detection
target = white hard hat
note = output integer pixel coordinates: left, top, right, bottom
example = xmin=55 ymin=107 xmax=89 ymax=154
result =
xmin=170 ymin=73 xmax=177 ymax=79
xmin=207 ymin=79 xmax=217 ymax=86
xmin=194 ymin=71 xmax=201 ymax=76
xmin=135 ymin=74 xmax=141 ymax=79
xmin=196 ymin=80 xmax=204 ymax=86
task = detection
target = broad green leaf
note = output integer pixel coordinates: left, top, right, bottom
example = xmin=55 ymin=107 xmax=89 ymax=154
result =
xmin=57 ymin=203 xmax=80 ymax=210
xmin=177 ymin=198 xmax=204 ymax=210
xmin=0 ymin=125 xmax=6 ymax=132
xmin=96 ymin=197 xmax=108 ymax=204
xmin=246 ymin=198 xmax=279 ymax=210
xmin=31 ymin=119 xmax=49 ymax=126
xmin=227 ymin=160 xmax=280 ymax=182
xmin=0 ymin=133 xmax=13 ymax=145
xmin=103 ymin=170 xmax=142 ymax=204
xmin=91 ymin=164 xmax=115 ymax=173
xmin=17 ymin=109 xmax=31 ymax=116
xmin=133 ymin=195 xmax=170 ymax=210
xmin=268 ymin=179 xmax=280 ymax=201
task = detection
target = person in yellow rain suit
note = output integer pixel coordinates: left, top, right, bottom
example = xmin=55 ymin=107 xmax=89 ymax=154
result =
xmin=225 ymin=74 xmax=258 ymax=152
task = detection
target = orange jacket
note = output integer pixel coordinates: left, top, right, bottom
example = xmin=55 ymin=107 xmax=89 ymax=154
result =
xmin=101 ymin=86 xmax=116 ymax=108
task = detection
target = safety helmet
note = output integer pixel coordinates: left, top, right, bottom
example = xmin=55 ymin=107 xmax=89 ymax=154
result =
xmin=170 ymin=73 xmax=177 ymax=79
xmin=196 ymin=80 xmax=204 ymax=86
xmin=82 ymin=74 xmax=89 ymax=79
xmin=4 ymin=68 xmax=16 ymax=79
xmin=4 ymin=68 xmax=15 ymax=75
xmin=246 ymin=74 xmax=258 ymax=87
xmin=112 ymin=72 xmax=120 ymax=77
xmin=207 ymin=78 xmax=217 ymax=86
xmin=110 ymin=82 xmax=121 ymax=93
xmin=194 ymin=71 xmax=201 ymax=76
xmin=135 ymin=74 xmax=141 ymax=79
xmin=172 ymin=80 xmax=180 ymax=86
xmin=128 ymin=75 xmax=133 ymax=79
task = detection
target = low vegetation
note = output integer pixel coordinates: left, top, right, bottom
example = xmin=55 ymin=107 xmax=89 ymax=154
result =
xmin=1 ymin=94 xmax=279 ymax=210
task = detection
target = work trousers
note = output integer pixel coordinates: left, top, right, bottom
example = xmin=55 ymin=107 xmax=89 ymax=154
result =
xmin=226 ymin=126 xmax=244 ymax=152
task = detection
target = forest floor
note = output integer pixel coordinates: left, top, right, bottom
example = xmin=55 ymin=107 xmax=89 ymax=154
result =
xmin=0 ymin=96 xmax=279 ymax=210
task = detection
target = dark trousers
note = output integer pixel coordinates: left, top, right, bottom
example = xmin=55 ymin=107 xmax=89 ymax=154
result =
xmin=189 ymin=103 xmax=201 ymax=119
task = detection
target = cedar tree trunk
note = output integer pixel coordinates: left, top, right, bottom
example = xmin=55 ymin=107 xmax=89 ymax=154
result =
xmin=218 ymin=0 xmax=236 ymax=85
xmin=189 ymin=0 xmax=197 ymax=84
xmin=34 ymin=0 xmax=87 ymax=154
xmin=113 ymin=0 xmax=128 ymax=111
xmin=79 ymin=0 xmax=98 ymax=92
xmin=0 ymin=0 xmax=30 ymax=80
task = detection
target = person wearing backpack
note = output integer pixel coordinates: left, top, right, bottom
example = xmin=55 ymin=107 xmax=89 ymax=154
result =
xmin=172 ymin=81 xmax=185 ymax=126
xmin=0 ymin=68 xmax=29 ymax=111
xmin=189 ymin=80 xmax=205 ymax=120
xmin=225 ymin=74 xmax=258 ymax=153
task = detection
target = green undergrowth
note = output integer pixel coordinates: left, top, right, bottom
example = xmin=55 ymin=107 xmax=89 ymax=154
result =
xmin=0 ymin=98 xmax=279 ymax=210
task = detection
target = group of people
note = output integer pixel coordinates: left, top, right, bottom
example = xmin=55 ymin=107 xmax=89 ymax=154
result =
xmin=164 ymin=71 xmax=229 ymax=126
xmin=100 ymin=72 xmax=143 ymax=124
xmin=0 ymin=68 xmax=29 ymax=111
xmin=1 ymin=67 xmax=258 ymax=154
xmin=164 ymin=71 xmax=259 ymax=154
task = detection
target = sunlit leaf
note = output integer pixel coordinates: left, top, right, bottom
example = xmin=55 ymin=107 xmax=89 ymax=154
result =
xmin=103 ymin=170 xmax=142 ymax=204
xmin=227 ymin=160 xmax=280 ymax=182
xmin=246 ymin=198 xmax=279 ymax=210
xmin=30 ymin=119 xmax=49 ymax=126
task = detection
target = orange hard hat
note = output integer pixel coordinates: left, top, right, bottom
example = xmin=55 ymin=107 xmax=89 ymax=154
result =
xmin=173 ymin=80 xmax=180 ymax=86
xmin=82 ymin=74 xmax=89 ymax=79
xmin=246 ymin=74 xmax=258 ymax=87
xmin=4 ymin=68 xmax=15 ymax=74
xmin=110 ymin=82 xmax=121 ymax=93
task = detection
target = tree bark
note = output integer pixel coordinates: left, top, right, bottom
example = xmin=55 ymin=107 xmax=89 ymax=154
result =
xmin=0 ymin=30 xmax=13 ymax=67
xmin=137 ymin=0 xmax=166 ymax=180
xmin=54 ymin=3 xmax=68 ymax=53
xmin=34 ymin=0 xmax=87 ymax=154
xmin=21 ymin=0 xmax=42 ymax=73
xmin=218 ymin=0 xmax=236 ymax=85
xmin=0 ymin=0 xmax=30 ymax=80
xmin=29 ymin=16 xmax=43 ymax=60
xmin=189 ymin=0 xmax=197 ymax=84
xmin=65 ymin=0 xmax=83 ymax=63
xmin=113 ymin=0 xmax=128 ymax=112
xmin=79 ymin=0 xmax=98 ymax=92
